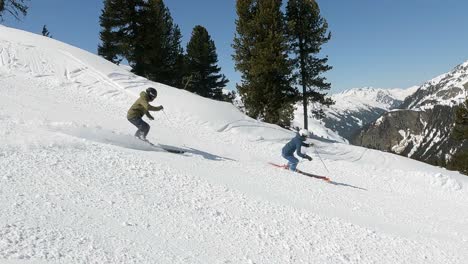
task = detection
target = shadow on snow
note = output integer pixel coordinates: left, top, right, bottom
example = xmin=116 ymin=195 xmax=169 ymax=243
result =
xmin=49 ymin=124 xmax=236 ymax=161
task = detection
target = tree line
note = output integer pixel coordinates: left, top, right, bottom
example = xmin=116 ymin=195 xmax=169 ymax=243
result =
xmin=0 ymin=0 xmax=28 ymax=20
xmin=99 ymin=0 xmax=333 ymax=129
xmin=448 ymin=97 xmax=468 ymax=175
xmin=1 ymin=0 xmax=333 ymax=129
xmin=233 ymin=0 xmax=333 ymax=128
xmin=98 ymin=0 xmax=231 ymax=102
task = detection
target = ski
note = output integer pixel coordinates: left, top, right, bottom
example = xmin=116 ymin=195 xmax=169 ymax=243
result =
xmin=269 ymin=162 xmax=289 ymax=169
xmin=160 ymin=147 xmax=185 ymax=154
xmin=295 ymin=169 xmax=331 ymax=182
xmin=140 ymin=139 xmax=186 ymax=154
xmin=269 ymin=162 xmax=331 ymax=182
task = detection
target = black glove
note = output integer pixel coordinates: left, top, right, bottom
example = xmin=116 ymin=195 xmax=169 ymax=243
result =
xmin=158 ymin=106 xmax=164 ymax=111
xmin=305 ymin=155 xmax=312 ymax=161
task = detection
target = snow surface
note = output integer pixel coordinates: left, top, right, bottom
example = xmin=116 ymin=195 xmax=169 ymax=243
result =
xmin=1 ymin=25 xmax=468 ymax=263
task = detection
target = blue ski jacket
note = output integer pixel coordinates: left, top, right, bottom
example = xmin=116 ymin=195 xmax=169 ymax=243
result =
xmin=282 ymin=133 xmax=308 ymax=158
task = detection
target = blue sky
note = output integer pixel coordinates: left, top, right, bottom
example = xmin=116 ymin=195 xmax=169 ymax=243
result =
xmin=3 ymin=0 xmax=468 ymax=93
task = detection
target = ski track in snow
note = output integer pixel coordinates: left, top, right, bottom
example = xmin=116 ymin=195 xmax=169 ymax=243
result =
xmin=1 ymin=26 xmax=468 ymax=263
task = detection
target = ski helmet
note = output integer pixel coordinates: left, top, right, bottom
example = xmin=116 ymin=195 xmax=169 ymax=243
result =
xmin=299 ymin=129 xmax=309 ymax=137
xmin=146 ymin=87 xmax=157 ymax=100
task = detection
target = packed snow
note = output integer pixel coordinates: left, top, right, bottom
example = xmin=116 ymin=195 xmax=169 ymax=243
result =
xmin=1 ymin=25 xmax=468 ymax=264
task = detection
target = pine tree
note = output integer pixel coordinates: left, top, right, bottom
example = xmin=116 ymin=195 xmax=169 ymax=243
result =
xmin=233 ymin=0 xmax=296 ymax=127
xmin=98 ymin=0 xmax=142 ymax=64
xmin=98 ymin=0 xmax=184 ymax=87
xmin=184 ymin=25 xmax=228 ymax=100
xmin=223 ymin=90 xmax=237 ymax=103
xmin=138 ymin=0 xmax=184 ymax=87
xmin=0 ymin=0 xmax=28 ymax=20
xmin=452 ymin=99 xmax=468 ymax=140
xmin=165 ymin=23 xmax=185 ymax=88
xmin=448 ymin=98 xmax=468 ymax=175
xmin=286 ymin=0 xmax=333 ymax=129
xmin=42 ymin=25 xmax=52 ymax=38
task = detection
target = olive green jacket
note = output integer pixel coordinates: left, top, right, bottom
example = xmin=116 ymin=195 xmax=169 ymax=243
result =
xmin=127 ymin=92 xmax=162 ymax=119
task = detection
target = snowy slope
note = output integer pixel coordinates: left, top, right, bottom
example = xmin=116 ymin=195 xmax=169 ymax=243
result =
xmin=1 ymin=25 xmax=468 ymax=264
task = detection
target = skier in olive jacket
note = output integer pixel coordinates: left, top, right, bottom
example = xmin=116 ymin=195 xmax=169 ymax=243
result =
xmin=127 ymin=87 xmax=164 ymax=140
xmin=282 ymin=129 xmax=313 ymax=171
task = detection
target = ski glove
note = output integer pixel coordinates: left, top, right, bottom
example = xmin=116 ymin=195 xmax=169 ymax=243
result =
xmin=157 ymin=106 xmax=164 ymax=111
xmin=305 ymin=155 xmax=313 ymax=161
xmin=304 ymin=143 xmax=313 ymax=147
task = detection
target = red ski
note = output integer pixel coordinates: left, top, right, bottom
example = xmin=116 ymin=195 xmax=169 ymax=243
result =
xmin=269 ymin=162 xmax=331 ymax=182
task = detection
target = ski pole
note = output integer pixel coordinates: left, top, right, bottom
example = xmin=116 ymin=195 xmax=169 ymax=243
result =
xmin=313 ymin=146 xmax=331 ymax=174
xmin=162 ymin=109 xmax=176 ymax=127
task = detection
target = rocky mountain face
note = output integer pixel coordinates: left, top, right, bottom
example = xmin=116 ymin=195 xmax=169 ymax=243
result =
xmin=353 ymin=61 xmax=468 ymax=168
xmin=321 ymin=87 xmax=418 ymax=140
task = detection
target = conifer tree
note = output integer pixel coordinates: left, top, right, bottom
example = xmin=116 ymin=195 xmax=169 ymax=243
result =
xmin=42 ymin=25 xmax=52 ymax=38
xmin=448 ymin=98 xmax=468 ymax=175
xmin=98 ymin=0 xmax=142 ymax=64
xmin=452 ymin=99 xmax=468 ymax=140
xmin=286 ymin=0 xmax=333 ymax=129
xmin=98 ymin=0 xmax=184 ymax=87
xmin=0 ymin=0 xmax=28 ymax=20
xmin=138 ymin=0 xmax=184 ymax=87
xmin=223 ymin=90 xmax=237 ymax=103
xmin=233 ymin=0 xmax=296 ymax=127
xmin=185 ymin=25 xmax=228 ymax=100
xmin=168 ymin=25 xmax=185 ymax=88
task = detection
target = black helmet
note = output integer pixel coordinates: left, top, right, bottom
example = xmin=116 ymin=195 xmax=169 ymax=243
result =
xmin=146 ymin=87 xmax=157 ymax=100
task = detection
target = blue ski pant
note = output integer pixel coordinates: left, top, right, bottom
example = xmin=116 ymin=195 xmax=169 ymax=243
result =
xmin=128 ymin=117 xmax=150 ymax=139
xmin=282 ymin=152 xmax=299 ymax=171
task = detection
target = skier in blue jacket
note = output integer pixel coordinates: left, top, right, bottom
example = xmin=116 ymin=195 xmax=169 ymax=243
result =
xmin=282 ymin=129 xmax=313 ymax=171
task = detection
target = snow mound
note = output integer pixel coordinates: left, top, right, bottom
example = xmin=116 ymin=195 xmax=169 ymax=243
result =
xmin=430 ymin=173 xmax=463 ymax=192
xmin=49 ymin=123 xmax=158 ymax=152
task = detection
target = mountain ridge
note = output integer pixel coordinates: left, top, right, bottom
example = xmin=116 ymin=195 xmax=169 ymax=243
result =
xmin=310 ymin=86 xmax=419 ymax=140
xmin=353 ymin=61 xmax=468 ymax=169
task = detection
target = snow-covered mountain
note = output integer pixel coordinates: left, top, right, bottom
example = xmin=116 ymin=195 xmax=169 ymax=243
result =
xmin=353 ymin=62 xmax=468 ymax=168
xmin=302 ymin=86 xmax=418 ymax=140
xmin=1 ymin=25 xmax=468 ymax=263
xmin=403 ymin=62 xmax=468 ymax=110
xmin=334 ymin=86 xmax=417 ymax=109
